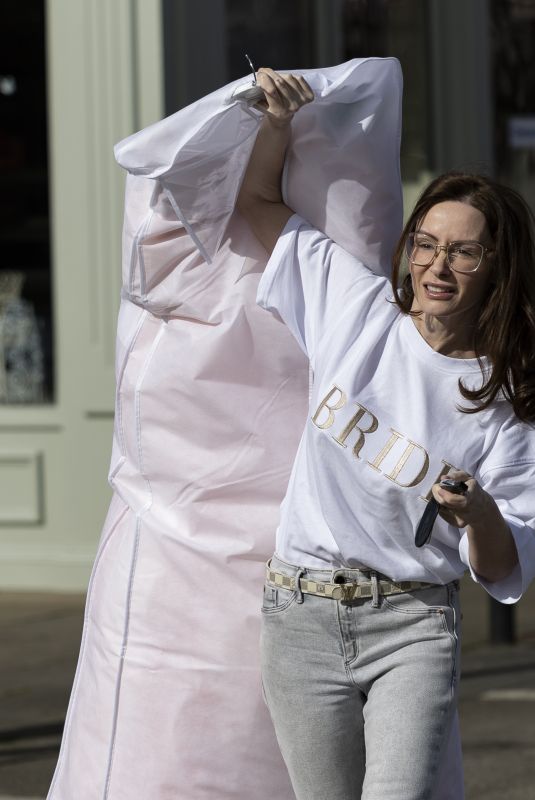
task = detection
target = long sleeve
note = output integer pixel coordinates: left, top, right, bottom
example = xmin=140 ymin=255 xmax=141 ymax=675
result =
xmin=114 ymin=57 xmax=403 ymax=318
xmin=257 ymin=215 xmax=390 ymax=364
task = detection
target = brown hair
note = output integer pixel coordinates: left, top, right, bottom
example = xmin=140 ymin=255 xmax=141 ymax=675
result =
xmin=391 ymin=172 xmax=535 ymax=423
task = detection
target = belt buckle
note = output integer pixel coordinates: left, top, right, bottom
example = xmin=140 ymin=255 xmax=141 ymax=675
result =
xmin=337 ymin=581 xmax=359 ymax=601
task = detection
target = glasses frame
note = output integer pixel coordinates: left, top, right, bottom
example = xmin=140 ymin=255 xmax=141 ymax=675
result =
xmin=406 ymin=232 xmax=494 ymax=274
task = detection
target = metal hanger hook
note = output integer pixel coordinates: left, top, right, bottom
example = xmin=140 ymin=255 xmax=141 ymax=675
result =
xmin=245 ymin=53 xmax=257 ymax=85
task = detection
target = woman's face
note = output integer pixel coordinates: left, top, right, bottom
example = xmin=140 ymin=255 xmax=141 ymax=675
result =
xmin=409 ymin=200 xmax=494 ymax=328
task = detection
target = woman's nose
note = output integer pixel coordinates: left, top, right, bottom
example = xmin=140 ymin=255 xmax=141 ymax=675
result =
xmin=430 ymin=247 xmax=452 ymax=275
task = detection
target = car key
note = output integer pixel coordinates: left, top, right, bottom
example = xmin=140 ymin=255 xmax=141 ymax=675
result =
xmin=414 ymin=478 xmax=468 ymax=548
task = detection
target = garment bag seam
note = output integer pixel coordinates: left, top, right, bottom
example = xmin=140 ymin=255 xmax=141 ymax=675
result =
xmin=102 ymin=515 xmax=143 ymax=800
xmin=45 ymin=501 xmax=130 ymax=799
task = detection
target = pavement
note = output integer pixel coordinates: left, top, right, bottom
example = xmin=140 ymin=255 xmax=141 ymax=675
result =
xmin=1 ymin=576 xmax=535 ymax=800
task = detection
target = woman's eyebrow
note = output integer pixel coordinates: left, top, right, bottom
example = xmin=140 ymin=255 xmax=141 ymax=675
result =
xmin=416 ymin=229 xmax=483 ymax=244
xmin=415 ymin=229 xmax=438 ymax=239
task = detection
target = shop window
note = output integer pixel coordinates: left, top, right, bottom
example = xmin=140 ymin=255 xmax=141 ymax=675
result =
xmin=342 ymin=0 xmax=433 ymax=187
xmin=492 ymin=0 xmax=535 ymax=211
xmin=163 ymin=0 xmax=433 ymax=211
xmin=226 ymin=0 xmax=314 ymax=79
xmin=0 ymin=1 xmax=52 ymax=404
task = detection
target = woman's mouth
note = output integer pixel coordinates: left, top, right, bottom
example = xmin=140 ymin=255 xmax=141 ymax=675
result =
xmin=424 ymin=283 xmax=456 ymax=300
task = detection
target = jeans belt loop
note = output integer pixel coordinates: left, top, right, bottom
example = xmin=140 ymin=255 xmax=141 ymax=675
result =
xmin=371 ymin=572 xmax=380 ymax=608
xmin=294 ymin=568 xmax=304 ymax=604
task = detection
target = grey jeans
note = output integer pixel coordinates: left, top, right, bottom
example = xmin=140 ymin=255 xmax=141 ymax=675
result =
xmin=260 ymin=554 xmax=461 ymax=800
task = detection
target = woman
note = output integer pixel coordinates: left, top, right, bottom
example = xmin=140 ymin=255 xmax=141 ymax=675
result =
xmin=238 ymin=68 xmax=535 ymax=799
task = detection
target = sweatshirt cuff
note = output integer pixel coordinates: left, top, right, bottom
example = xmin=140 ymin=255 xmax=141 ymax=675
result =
xmin=458 ymin=519 xmax=534 ymax=604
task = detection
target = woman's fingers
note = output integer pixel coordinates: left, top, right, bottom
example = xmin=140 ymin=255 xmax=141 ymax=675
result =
xmin=256 ymin=68 xmax=313 ymax=120
xmin=284 ymin=73 xmax=315 ymax=105
xmin=257 ymin=68 xmax=283 ymax=96
xmin=255 ymin=70 xmax=287 ymax=117
xmin=431 ymin=469 xmax=481 ymax=527
xmin=435 ymin=471 xmax=474 ymax=505
xmin=296 ymin=75 xmax=315 ymax=102
xmin=258 ymin=68 xmax=301 ymax=106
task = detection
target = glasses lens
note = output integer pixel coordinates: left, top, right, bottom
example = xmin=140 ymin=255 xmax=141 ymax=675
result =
xmin=447 ymin=242 xmax=483 ymax=272
xmin=407 ymin=234 xmax=484 ymax=271
xmin=408 ymin=233 xmax=436 ymax=266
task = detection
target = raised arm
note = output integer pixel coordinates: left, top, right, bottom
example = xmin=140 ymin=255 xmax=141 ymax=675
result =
xmin=237 ymin=68 xmax=314 ymax=255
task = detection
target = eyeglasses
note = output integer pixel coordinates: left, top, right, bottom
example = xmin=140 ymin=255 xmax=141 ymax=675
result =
xmin=406 ymin=232 xmax=493 ymax=273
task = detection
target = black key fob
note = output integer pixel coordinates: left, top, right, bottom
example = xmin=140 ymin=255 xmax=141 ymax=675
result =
xmin=415 ymin=499 xmax=440 ymax=548
xmin=414 ymin=479 xmax=468 ymax=547
xmin=439 ymin=478 xmax=468 ymax=495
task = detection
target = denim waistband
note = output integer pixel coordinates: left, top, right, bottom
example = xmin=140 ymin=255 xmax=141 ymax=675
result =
xmin=271 ymin=552 xmax=392 ymax=584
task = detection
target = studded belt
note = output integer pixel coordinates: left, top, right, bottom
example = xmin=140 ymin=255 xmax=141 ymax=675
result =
xmin=265 ymin=562 xmax=438 ymax=602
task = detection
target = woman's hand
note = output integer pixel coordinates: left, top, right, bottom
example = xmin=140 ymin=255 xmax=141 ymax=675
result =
xmin=431 ymin=469 xmax=487 ymax=529
xmin=255 ymin=68 xmax=314 ymax=126
xmin=432 ymin=469 xmax=518 ymax=583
